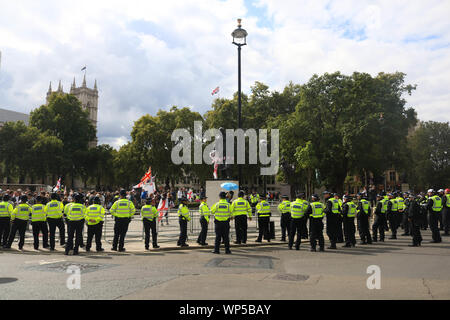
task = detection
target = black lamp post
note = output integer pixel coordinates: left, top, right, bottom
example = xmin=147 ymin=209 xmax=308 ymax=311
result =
xmin=232 ymin=18 xmax=247 ymax=188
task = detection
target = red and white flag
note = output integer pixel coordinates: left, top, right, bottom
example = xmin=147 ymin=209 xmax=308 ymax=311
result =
xmin=187 ymin=189 xmax=193 ymax=201
xmin=53 ymin=177 xmax=61 ymax=192
xmin=211 ymin=86 xmax=219 ymax=95
xmin=157 ymin=198 xmax=168 ymax=222
xmin=134 ymin=167 xmax=153 ymax=189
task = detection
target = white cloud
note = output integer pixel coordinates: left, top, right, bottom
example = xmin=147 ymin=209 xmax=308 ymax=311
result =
xmin=0 ymin=0 xmax=449 ymax=150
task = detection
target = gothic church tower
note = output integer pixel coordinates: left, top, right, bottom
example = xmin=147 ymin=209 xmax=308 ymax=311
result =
xmin=46 ymin=75 xmax=98 ymax=147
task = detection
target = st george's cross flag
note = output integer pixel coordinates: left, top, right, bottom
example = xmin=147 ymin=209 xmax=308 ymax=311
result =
xmin=211 ymin=86 xmax=220 ymax=95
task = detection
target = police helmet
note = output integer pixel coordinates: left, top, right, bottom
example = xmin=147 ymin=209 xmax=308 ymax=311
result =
xmin=238 ymin=191 xmax=245 ymax=198
xmin=3 ymin=194 xmax=10 ymax=201
xmin=219 ymin=192 xmax=227 ymax=199
xmin=145 ymin=198 xmax=152 ymax=205
xmin=74 ymin=193 xmax=84 ymax=203
xmin=50 ymin=193 xmax=58 ymax=200
xmin=282 ymin=195 xmax=289 ymax=199
xmin=92 ymin=196 xmax=101 ymax=205
xmin=311 ymin=194 xmax=319 ymax=200
xmin=20 ymin=195 xmax=28 ymax=203
xmin=120 ymin=189 xmax=127 ymax=197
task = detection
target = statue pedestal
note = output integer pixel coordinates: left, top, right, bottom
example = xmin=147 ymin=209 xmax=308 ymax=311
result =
xmin=205 ymin=180 xmax=239 ymax=208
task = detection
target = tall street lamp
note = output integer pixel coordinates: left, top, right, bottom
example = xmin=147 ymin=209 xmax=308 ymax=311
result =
xmin=232 ymin=18 xmax=247 ymax=188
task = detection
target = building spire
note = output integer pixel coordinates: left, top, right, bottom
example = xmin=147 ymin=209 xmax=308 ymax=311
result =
xmin=94 ymin=79 xmax=97 ymax=91
xmin=72 ymin=77 xmax=76 ymax=89
xmin=82 ymin=74 xmax=86 ymax=87
xmin=48 ymin=81 xmax=52 ymax=93
xmin=57 ymin=80 xmax=63 ymax=92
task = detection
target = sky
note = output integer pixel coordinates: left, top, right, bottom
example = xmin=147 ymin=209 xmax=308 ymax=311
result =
xmin=0 ymin=0 xmax=449 ymax=149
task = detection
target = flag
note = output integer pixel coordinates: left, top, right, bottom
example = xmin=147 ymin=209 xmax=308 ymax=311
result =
xmin=81 ymin=66 xmax=86 ymax=71
xmin=157 ymin=198 xmax=168 ymax=222
xmin=141 ymin=167 xmax=152 ymax=183
xmin=211 ymin=86 xmax=219 ymax=95
xmin=53 ymin=177 xmax=61 ymax=192
xmin=209 ymin=150 xmax=220 ymax=179
xmin=133 ymin=167 xmax=156 ymax=192
xmin=187 ymin=189 xmax=193 ymax=201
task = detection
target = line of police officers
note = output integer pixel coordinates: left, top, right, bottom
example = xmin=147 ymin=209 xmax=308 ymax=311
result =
xmin=1 ymin=187 xmax=448 ymax=254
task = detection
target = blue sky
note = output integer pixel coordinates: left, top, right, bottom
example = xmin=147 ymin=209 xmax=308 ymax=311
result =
xmin=0 ymin=0 xmax=449 ymax=149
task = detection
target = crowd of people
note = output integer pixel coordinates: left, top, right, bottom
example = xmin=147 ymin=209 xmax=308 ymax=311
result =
xmin=0 ymin=185 xmax=448 ymax=255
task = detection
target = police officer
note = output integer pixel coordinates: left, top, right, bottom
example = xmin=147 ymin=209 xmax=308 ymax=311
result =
xmin=386 ymin=193 xmax=399 ymax=239
xmin=65 ymin=193 xmax=86 ymax=255
xmin=396 ymin=192 xmax=405 ymax=235
xmin=407 ymin=194 xmax=423 ymax=246
xmin=437 ymin=189 xmax=445 ymax=231
xmin=211 ymin=192 xmax=232 ymax=254
xmin=45 ymin=192 xmax=65 ymax=251
xmin=418 ymin=192 xmax=429 ymax=230
xmin=323 ymin=191 xmax=340 ymax=249
xmin=249 ymin=191 xmax=259 ymax=216
xmin=31 ymin=196 xmax=49 ymax=250
xmin=443 ymin=188 xmax=450 ymax=236
xmin=372 ymin=194 xmax=387 ymax=242
xmin=140 ymin=197 xmax=159 ymax=250
xmin=231 ymin=191 xmax=252 ymax=244
xmin=288 ymin=193 xmax=308 ymax=250
xmin=255 ymin=194 xmax=271 ymax=242
xmin=85 ymin=196 xmax=105 ymax=252
xmin=334 ymin=193 xmax=344 ymax=243
xmin=0 ymin=194 xmax=13 ymax=248
xmin=401 ymin=192 xmax=411 ymax=236
xmin=305 ymin=194 xmax=325 ymax=252
xmin=5 ymin=195 xmax=30 ymax=250
xmin=342 ymin=195 xmax=357 ymax=247
xmin=278 ymin=195 xmax=291 ymax=242
xmin=356 ymin=193 xmax=372 ymax=245
xmin=110 ymin=189 xmax=136 ymax=252
xmin=197 ymin=196 xmax=210 ymax=246
xmin=426 ymin=189 xmax=442 ymax=243
xmin=177 ymin=197 xmax=190 ymax=247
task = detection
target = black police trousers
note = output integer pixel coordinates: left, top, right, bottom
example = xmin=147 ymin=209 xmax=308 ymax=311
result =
xmin=401 ymin=213 xmax=410 ymax=235
xmin=234 ymin=215 xmax=248 ymax=244
xmin=257 ymin=216 xmax=270 ymax=242
xmin=7 ymin=219 xmax=27 ymax=249
xmin=372 ymin=214 xmax=386 ymax=241
xmin=214 ymin=219 xmax=230 ymax=252
xmin=86 ymin=222 xmax=103 ymax=251
xmin=387 ymin=213 xmax=398 ymax=237
xmin=309 ymin=218 xmax=324 ymax=249
xmin=143 ymin=218 xmax=157 ymax=248
xmin=112 ymin=217 xmax=130 ymax=250
xmin=326 ymin=214 xmax=339 ymax=247
xmin=0 ymin=217 xmax=10 ymax=247
xmin=178 ymin=217 xmax=188 ymax=245
xmin=336 ymin=215 xmax=344 ymax=242
xmin=288 ymin=218 xmax=304 ymax=249
xmin=357 ymin=215 xmax=372 ymax=244
xmin=47 ymin=218 xmax=65 ymax=249
xmin=343 ymin=216 xmax=356 ymax=246
xmin=66 ymin=220 xmax=84 ymax=253
xmin=442 ymin=208 xmax=450 ymax=235
xmin=429 ymin=212 xmax=442 ymax=242
xmin=31 ymin=221 xmax=49 ymax=249
xmin=197 ymin=217 xmax=208 ymax=245
xmin=280 ymin=213 xmax=291 ymax=241
xmin=410 ymin=220 xmax=422 ymax=245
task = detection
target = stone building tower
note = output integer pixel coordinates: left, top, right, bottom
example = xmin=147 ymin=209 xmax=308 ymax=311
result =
xmin=46 ymin=75 xmax=98 ymax=147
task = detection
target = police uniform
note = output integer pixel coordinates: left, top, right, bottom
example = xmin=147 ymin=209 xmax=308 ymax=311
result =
xmin=177 ymin=202 xmax=190 ymax=246
xmin=231 ymin=196 xmax=251 ymax=244
xmin=197 ymin=200 xmax=210 ymax=245
xmin=335 ymin=196 xmax=344 ymax=242
xmin=277 ymin=197 xmax=291 ymax=241
xmin=357 ymin=197 xmax=372 ymax=244
xmin=324 ymin=195 xmax=340 ymax=249
xmin=372 ymin=196 xmax=387 ymax=242
xmin=6 ymin=202 xmax=31 ymax=249
xmin=0 ymin=199 xmax=13 ymax=247
xmin=65 ymin=202 xmax=86 ymax=255
xmin=110 ymin=196 xmax=135 ymax=251
xmin=387 ymin=195 xmax=399 ymax=239
xmin=85 ymin=203 xmax=105 ymax=251
xmin=407 ymin=196 xmax=423 ymax=246
xmin=305 ymin=198 xmax=325 ymax=251
xmin=288 ymin=197 xmax=308 ymax=250
xmin=342 ymin=198 xmax=357 ymax=247
xmin=443 ymin=191 xmax=450 ymax=236
xmin=255 ymin=198 xmax=271 ymax=242
xmin=211 ymin=197 xmax=232 ymax=254
xmin=249 ymin=193 xmax=259 ymax=215
xmin=427 ymin=194 xmax=442 ymax=243
xmin=45 ymin=199 xmax=66 ymax=250
xmin=141 ymin=204 xmax=158 ymax=249
xmin=31 ymin=202 xmax=49 ymax=249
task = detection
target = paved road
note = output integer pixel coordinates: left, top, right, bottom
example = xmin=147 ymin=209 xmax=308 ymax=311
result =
xmin=1 ymin=230 xmax=449 ymax=300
